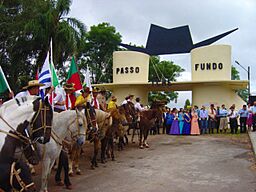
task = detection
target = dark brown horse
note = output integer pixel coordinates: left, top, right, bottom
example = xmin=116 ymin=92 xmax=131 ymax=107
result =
xmin=138 ymin=109 xmax=162 ymax=148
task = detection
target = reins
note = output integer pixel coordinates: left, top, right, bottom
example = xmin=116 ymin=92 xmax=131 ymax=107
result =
xmin=10 ymin=162 xmax=35 ymax=192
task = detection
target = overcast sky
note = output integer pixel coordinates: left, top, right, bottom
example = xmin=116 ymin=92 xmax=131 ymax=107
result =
xmin=69 ymin=0 xmax=256 ymax=106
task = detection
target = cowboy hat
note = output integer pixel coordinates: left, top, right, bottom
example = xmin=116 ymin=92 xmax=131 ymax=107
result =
xmin=23 ymin=80 xmax=44 ymax=89
xmin=81 ymin=87 xmax=91 ymax=93
xmin=92 ymin=87 xmax=99 ymax=93
xmin=63 ymin=83 xmax=75 ymax=90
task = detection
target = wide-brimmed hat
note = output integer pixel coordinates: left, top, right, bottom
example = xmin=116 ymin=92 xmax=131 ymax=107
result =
xmin=63 ymin=83 xmax=75 ymax=90
xmin=92 ymin=87 xmax=99 ymax=93
xmin=100 ymin=87 xmax=107 ymax=93
xmin=23 ymin=80 xmax=44 ymax=89
xmin=111 ymin=95 xmax=117 ymax=101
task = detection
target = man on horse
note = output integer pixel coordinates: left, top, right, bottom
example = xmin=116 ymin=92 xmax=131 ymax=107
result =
xmin=97 ymin=88 xmax=107 ymax=111
xmin=15 ymin=80 xmax=44 ymax=98
xmin=91 ymin=87 xmax=100 ymax=109
xmin=63 ymin=83 xmax=76 ymax=110
xmin=107 ymin=96 xmax=118 ymax=110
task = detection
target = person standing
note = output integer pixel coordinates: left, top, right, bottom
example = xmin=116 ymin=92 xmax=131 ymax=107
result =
xmin=166 ymin=109 xmax=174 ymax=134
xmin=208 ymin=104 xmax=217 ymax=134
xmin=178 ymin=108 xmax=184 ymax=135
xmin=216 ymin=106 xmax=221 ymax=133
xmin=199 ymin=105 xmax=208 ymax=134
xmin=219 ymin=104 xmax=228 ymax=133
xmin=247 ymin=103 xmax=253 ymax=132
xmin=238 ymin=105 xmax=249 ymax=133
xmin=190 ymin=108 xmax=200 ymax=135
xmin=228 ymin=106 xmax=239 ymax=134
xmin=182 ymin=109 xmax=191 ymax=135
xmin=250 ymin=101 xmax=256 ymax=132
xmin=169 ymin=108 xmax=179 ymax=135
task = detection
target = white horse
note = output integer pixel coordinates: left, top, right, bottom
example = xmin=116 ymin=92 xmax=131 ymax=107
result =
xmin=0 ymin=96 xmax=52 ymax=164
xmin=38 ymin=109 xmax=87 ymax=192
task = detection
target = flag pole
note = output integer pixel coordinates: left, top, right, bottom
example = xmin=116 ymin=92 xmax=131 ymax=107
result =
xmin=50 ymin=40 xmax=54 ymax=110
xmin=0 ymin=66 xmax=13 ymax=95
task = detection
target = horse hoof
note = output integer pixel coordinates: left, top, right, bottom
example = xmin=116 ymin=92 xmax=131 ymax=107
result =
xmin=68 ymin=172 xmax=74 ymax=177
xmin=144 ymin=144 xmax=149 ymax=148
xmin=132 ymin=141 xmax=135 ymax=144
xmin=91 ymin=165 xmax=95 ymax=170
xmin=66 ymin=185 xmax=73 ymax=190
xmin=76 ymin=171 xmax=81 ymax=175
xmin=139 ymin=145 xmax=144 ymax=149
xmin=56 ymin=181 xmax=64 ymax=186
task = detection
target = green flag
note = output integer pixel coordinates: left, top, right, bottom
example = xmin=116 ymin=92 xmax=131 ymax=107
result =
xmin=49 ymin=63 xmax=59 ymax=88
xmin=0 ymin=66 xmax=11 ymax=94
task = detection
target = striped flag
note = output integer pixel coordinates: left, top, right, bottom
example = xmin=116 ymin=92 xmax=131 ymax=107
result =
xmin=39 ymin=52 xmax=52 ymax=89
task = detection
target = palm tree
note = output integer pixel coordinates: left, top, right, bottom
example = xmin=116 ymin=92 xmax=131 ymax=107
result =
xmin=25 ymin=0 xmax=86 ymax=72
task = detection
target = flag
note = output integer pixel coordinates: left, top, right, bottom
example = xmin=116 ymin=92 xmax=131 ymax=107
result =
xmin=0 ymin=66 xmax=11 ymax=94
xmin=39 ymin=52 xmax=52 ymax=89
xmin=49 ymin=62 xmax=59 ymax=87
xmin=67 ymin=57 xmax=82 ymax=91
xmin=83 ymin=68 xmax=92 ymax=91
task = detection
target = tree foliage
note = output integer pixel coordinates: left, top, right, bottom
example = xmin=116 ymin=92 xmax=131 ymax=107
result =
xmin=79 ymin=22 xmax=122 ymax=84
xmin=231 ymin=66 xmax=248 ymax=102
xmin=148 ymin=56 xmax=184 ymax=104
xmin=0 ymin=0 xmax=86 ymax=91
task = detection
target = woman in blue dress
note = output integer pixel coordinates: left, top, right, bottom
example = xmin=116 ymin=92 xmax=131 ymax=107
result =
xmin=178 ymin=109 xmax=184 ymax=135
xmin=169 ymin=108 xmax=180 ymax=135
xmin=183 ymin=109 xmax=191 ymax=135
xmin=166 ymin=110 xmax=174 ymax=134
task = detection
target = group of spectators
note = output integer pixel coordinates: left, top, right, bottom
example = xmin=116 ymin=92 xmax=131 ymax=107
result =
xmin=162 ymin=102 xmax=256 ymax=135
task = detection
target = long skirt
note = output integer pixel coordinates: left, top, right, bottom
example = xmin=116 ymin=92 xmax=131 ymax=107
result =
xmin=169 ymin=120 xmax=180 ymax=135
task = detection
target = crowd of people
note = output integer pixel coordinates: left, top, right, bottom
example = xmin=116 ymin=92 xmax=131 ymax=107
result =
xmin=163 ymin=102 xmax=256 ymax=136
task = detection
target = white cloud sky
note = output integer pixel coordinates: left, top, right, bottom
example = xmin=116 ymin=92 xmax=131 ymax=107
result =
xmin=69 ymin=0 xmax=256 ymax=104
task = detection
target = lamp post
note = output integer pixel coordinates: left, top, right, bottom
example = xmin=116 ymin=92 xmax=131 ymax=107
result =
xmin=235 ymin=60 xmax=250 ymax=97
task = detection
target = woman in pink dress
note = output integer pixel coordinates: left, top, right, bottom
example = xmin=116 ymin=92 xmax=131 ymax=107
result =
xmin=247 ymin=103 xmax=253 ymax=132
xmin=190 ymin=108 xmax=200 ymax=135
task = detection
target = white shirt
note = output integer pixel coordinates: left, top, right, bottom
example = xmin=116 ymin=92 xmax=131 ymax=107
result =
xmin=122 ymin=100 xmax=128 ymax=105
xmin=134 ymin=102 xmax=144 ymax=112
xmin=15 ymin=90 xmax=30 ymax=98
xmin=53 ymin=93 xmax=66 ymax=110
xmin=229 ymin=110 xmax=238 ymax=118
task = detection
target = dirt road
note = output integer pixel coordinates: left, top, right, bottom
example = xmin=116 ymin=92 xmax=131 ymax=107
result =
xmin=35 ymin=134 xmax=256 ymax=192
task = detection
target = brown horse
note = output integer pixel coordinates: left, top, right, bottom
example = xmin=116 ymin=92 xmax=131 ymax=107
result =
xmin=138 ymin=109 xmax=161 ymax=148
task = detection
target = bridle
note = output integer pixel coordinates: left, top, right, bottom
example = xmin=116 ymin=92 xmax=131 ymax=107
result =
xmin=51 ymin=111 xmax=86 ymax=147
xmin=10 ymin=162 xmax=35 ymax=192
xmin=29 ymin=100 xmax=52 ymax=143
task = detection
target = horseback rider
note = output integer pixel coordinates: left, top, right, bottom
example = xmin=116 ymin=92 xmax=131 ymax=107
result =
xmin=107 ymin=96 xmax=118 ymax=110
xmin=91 ymin=87 xmax=100 ymax=109
xmin=63 ymin=83 xmax=76 ymax=110
xmin=97 ymin=88 xmax=107 ymax=111
xmin=15 ymin=80 xmax=44 ymax=98
xmin=75 ymin=87 xmax=97 ymax=131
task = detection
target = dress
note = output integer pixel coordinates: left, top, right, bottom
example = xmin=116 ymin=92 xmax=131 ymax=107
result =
xmin=190 ymin=112 xmax=200 ymax=135
xmin=182 ymin=113 xmax=191 ymax=135
xmin=247 ymin=113 xmax=253 ymax=126
xmin=169 ymin=114 xmax=180 ymax=135
xmin=178 ymin=112 xmax=184 ymax=135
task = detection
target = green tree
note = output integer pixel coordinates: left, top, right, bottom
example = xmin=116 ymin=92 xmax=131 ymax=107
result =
xmin=0 ymin=0 xmax=86 ymax=92
xmin=184 ymin=99 xmax=191 ymax=109
xmin=148 ymin=56 xmax=184 ymax=104
xmin=79 ymin=22 xmax=122 ymax=83
xmin=231 ymin=66 xmax=248 ymax=102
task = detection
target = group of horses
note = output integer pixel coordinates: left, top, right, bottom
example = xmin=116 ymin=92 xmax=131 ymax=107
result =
xmin=0 ymin=96 xmax=165 ymax=192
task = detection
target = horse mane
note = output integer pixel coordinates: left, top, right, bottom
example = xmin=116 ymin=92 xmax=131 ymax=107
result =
xmin=1 ymin=96 xmax=40 ymax=108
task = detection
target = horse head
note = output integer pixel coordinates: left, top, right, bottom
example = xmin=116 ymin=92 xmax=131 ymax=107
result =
xmin=30 ymin=97 xmax=53 ymax=144
xmin=10 ymin=161 xmax=36 ymax=192
xmin=66 ymin=109 xmax=87 ymax=146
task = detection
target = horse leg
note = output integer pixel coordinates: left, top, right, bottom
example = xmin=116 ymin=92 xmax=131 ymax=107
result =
xmin=109 ymin=137 xmax=115 ymax=161
xmin=74 ymin=146 xmax=82 ymax=175
xmin=139 ymin=126 xmax=144 ymax=149
xmin=40 ymin=157 xmax=52 ymax=192
xmin=101 ymin=138 xmax=107 ymax=163
xmin=144 ymin=128 xmax=150 ymax=148
xmin=124 ymin=134 xmax=128 ymax=145
xmin=131 ymin=125 xmax=136 ymax=143
xmin=68 ymin=152 xmax=74 ymax=176
xmin=91 ymin=138 xmax=99 ymax=169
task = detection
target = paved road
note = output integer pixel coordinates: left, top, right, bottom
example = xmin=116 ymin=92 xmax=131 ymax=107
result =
xmin=39 ymin=134 xmax=256 ymax=192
